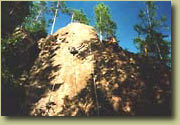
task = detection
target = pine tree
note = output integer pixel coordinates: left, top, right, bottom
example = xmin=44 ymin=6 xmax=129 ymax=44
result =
xmin=21 ymin=1 xmax=47 ymax=33
xmin=50 ymin=1 xmax=60 ymax=35
xmin=65 ymin=9 xmax=89 ymax=24
xmin=74 ymin=9 xmax=89 ymax=24
xmin=94 ymin=3 xmax=117 ymax=42
xmin=49 ymin=1 xmax=67 ymax=34
xmin=35 ymin=1 xmax=47 ymax=21
xmin=134 ymin=1 xmax=171 ymax=63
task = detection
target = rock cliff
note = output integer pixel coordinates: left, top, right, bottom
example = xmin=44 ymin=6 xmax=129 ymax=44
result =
xmin=23 ymin=23 xmax=171 ymax=116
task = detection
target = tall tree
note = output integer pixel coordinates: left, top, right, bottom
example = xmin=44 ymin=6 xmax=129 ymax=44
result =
xmin=72 ymin=9 xmax=89 ymax=24
xmin=64 ymin=8 xmax=89 ymax=25
xmin=35 ymin=1 xmax=47 ymax=21
xmin=134 ymin=1 xmax=170 ymax=62
xmin=94 ymin=3 xmax=117 ymax=42
xmin=21 ymin=1 xmax=47 ymax=33
xmin=50 ymin=1 xmax=60 ymax=35
xmin=49 ymin=1 xmax=67 ymax=34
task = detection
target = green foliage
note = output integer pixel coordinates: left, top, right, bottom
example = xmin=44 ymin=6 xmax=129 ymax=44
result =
xmin=21 ymin=2 xmax=47 ymax=33
xmin=1 ymin=1 xmax=31 ymax=38
xmin=49 ymin=1 xmax=68 ymax=34
xmin=72 ymin=9 xmax=89 ymax=24
xmin=133 ymin=1 xmax=171 ymax=64
xmin=49 ymin=1 xmax=67 ymax=14
xmin=1 ymin=2 xmax=47 ymax=115
xmin=1 ymin=1 xmax=48 ymax=88
xmin=58 ymin=5 xmax=89 ymax=25
xmin=1 ymin=35 xmax=22 ymax=54
xmin=94 ymin=3 xmax=117 ymax=40
xmin=134 ymin=37 xmax=146 ymax=55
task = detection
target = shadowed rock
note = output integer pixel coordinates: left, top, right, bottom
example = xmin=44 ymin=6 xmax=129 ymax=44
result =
xmin=23 ymin=23 xmax=171 ymax=116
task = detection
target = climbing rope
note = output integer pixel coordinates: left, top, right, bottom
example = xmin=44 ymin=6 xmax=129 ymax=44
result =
xmin=90 ymin=41 xmax=100 ymax=116
xmin=48 ymin=82 xmax=56 ymax=103
xmin=46 ymin=40 xmax=99 ymax=116
xmin=73 ymin=54 xmax=78 ymax=93
xmin=46 ymin=41 xmax=59 ymax=115
xmin=46 ymin=78 xmax=57 ymax=115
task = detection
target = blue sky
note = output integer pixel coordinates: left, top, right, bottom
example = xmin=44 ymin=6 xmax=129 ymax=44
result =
xmin=46 ymin=1 xmax=171 ymax=53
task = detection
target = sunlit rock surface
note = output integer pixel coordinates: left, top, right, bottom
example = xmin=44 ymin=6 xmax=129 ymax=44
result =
xmin=24 ymin=23 xmax=171 ymax=116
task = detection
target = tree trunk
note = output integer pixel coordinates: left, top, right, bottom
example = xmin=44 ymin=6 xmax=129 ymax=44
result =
xmin=100 ymin=31 xmax=102 ymax=42
xmin=145 ymin=3 xmax=151 ymax=57
xmin=156 ymin=43 xmax=163 ymax=60
xmin=71 ymin=13 xmax=74 ymax=23
xmin=145 ymin=3 xmax=152 ymax=27
xmin=99 ymin=11 xmax=102 ymax=42
xmin=35 ymin=10 xmax=42 ymax=21
xmin=144 ymin=43 xmax=148 ymax=56
xmin=50 ymin=2 xmax=60 ymax=35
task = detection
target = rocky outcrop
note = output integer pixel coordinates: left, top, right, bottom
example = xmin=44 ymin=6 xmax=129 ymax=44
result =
xmin=23 ymin=23 xmax=171 ymax=116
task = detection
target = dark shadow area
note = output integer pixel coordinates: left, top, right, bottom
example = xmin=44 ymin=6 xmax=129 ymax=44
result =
xmin=1 ymin=1 xmax=30 ymax=38
xmin=1 ymin=2 xmax=173 ymax=118
xmin=21 ymin=38 xmax=62 ymax=115
xmin=1 ymin=33 xmax=172 ymax=117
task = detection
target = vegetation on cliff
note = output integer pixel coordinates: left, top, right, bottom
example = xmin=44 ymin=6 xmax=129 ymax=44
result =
xmin=1 ymin=1 xmax=171 ymax=116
